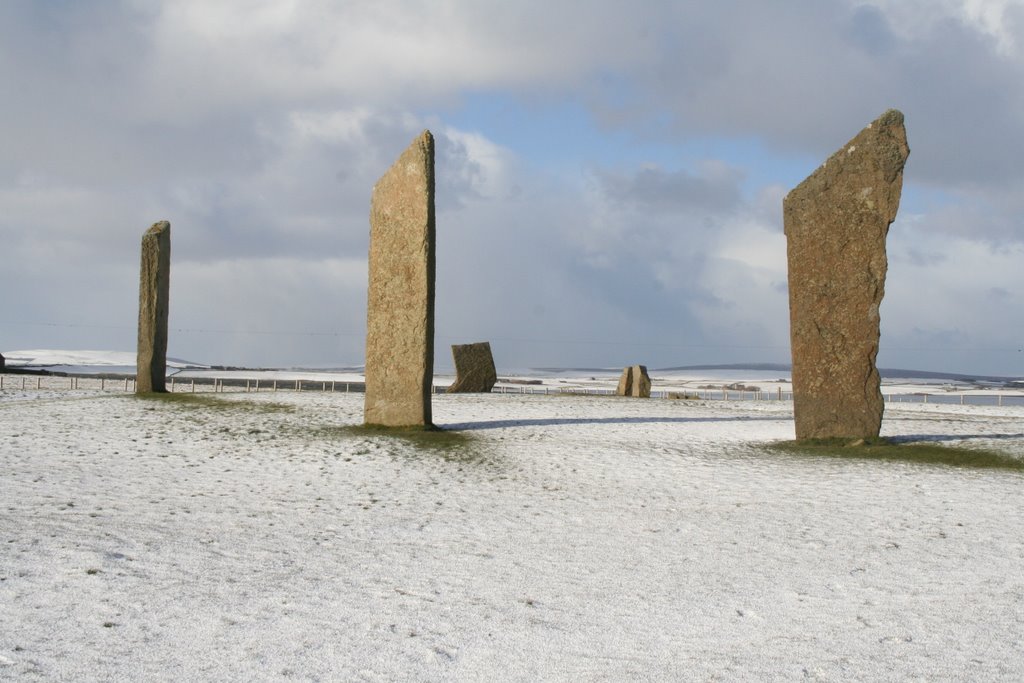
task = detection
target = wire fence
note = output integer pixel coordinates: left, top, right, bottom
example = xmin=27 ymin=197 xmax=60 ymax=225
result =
xmin=4 ymin=373 xmax=1024 ymax=407
xmin=491 ymin=384 xmax=1024 ymax=406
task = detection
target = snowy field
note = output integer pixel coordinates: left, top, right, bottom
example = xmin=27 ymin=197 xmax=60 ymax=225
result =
xmin=1 ymin=387 xmax=1023 ymax=680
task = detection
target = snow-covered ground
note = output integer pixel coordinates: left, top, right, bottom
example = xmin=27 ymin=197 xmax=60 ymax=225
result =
xmin=1 ymin=387 xmax=1023 ymax=680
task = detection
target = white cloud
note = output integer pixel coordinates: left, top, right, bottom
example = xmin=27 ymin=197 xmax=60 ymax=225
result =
xmin=1 ymin=0 xmax=1023 ymax=374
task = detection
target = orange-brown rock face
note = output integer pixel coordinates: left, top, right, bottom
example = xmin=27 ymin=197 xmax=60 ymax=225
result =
xmin=364 ymin=131 xmax=436 ymax=427
xmin=136 ymin=220 xmax=171 ymax=394
xmin=446 ymin=342 xmax=497 ymax=393
xmin=784 ymin=110 xmax=909 ymax=440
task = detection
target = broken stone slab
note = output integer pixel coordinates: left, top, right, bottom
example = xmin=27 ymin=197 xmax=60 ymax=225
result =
xmin=447 ymin=342 xmax=497 ymax=393
xmin=364 ymin=130 xmax=436 ymax=427
xmin=616 ymin=364 xmax=651 ymax=398
xmin=784 ymin=109 xmax=909 ymax=440
xmin=136 ymin=220 xmax=171 ymax=393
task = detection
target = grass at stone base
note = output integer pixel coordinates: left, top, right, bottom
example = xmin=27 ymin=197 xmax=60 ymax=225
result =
xmin=325 ymin=424 xmax=483 ymax=462
xmin=132 ymin=391 xmax=295 ymax=413
xmin=766 ymin=437 xmax=1024 ymax=472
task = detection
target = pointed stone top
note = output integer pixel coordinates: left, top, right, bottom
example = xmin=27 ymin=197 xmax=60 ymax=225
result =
xmin=871 ymin=108 xmax=904 ymax=127
xmin=405 ymin=130 xmax=433 ymax=168
xmin=787 ymin=109 xmax=909 ymax=218
xmin=145 ymin=220 xmax=170 ymax=237
xmin=822 ymin=109 xmax=907 ymax=173
xmin=395 ymin=130 xmax=433 ymax=165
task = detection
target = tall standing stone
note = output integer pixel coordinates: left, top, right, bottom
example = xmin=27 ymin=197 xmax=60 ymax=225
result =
xmin=364 ymin=131 xmax=436 ymax=427
xmin=447 ymin=342 xmax=497 ymax=393
xmin=784 ymin=110 xmax=909 ymax=440
xmin=136 ymin=220 xmax=171 ymax=394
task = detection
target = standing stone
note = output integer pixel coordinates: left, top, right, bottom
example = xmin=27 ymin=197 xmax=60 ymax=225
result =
xmin=364 ymin=131 xmax=436 ymax=427
xmin=631 ymin=365 xmax=652 ymax=398
xmin=616 ymin=366 xmax=633 ymax=396
xmin=0 ymin=352 xmax=5 ymax=371
xmin=136 ymin=221 xmax=171 ymax=393
xmin=447 ymin=342 xmax=497 ymax=393
xmin=616 ymin=364 xmax=651 ymax=398
xmin=784 ymin=109 xmax=909 ymax=440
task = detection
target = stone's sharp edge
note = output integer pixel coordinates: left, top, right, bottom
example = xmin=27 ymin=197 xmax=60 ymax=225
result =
xmin=364 ymin=131 xmax=436 ymax=427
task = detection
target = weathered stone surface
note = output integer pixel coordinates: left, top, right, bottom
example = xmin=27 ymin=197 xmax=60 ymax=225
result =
xmin=784 ymin=109 xmax=909 ymax=440
xmin=447 ymin=342 xmax=497 ymax=393
xmin=136 ymin=220 xmax=171 ymax=393
xmin=631 ymin=365 xmax=652 ymax=398
xmin=364 ymin=131 xmax=436 ymax=427
xmin=616 ymin=366 xmax=633 ymax=396
xmin=616 ymin=364 xmax=651 ymax=398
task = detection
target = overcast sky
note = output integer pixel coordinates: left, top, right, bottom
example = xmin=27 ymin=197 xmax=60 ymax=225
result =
xmin=2 ymin=0 xmax=1023 ymax=375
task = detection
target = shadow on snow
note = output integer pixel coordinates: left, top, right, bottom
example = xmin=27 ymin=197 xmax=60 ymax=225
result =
xmin=441 ymin=415 xmax=784 ymax=431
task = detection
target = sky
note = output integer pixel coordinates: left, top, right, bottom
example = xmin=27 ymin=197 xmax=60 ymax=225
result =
xmin=2 ymin=0 xmax=1023 ymax=375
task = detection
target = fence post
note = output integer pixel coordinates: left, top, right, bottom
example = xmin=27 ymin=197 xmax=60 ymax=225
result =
xmin=255 ymin=379 xmax=260 ymax=393
xmin=331 ymin=381 xmax=335 ymax=392
xmin=923 ymin=394 xmax=928 ymax=404
xmin=273 ymin=380 xmax=278 ymax=392
xmin=960 ymin=394 xmax=965 ymax=405
xmin=999 ymin=394 xmax=1003 ymax=407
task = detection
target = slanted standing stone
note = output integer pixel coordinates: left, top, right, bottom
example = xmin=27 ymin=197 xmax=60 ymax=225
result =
xmin=0 ymin=352 xmax=5 ymax=371
xmin=364 ymin=131 xmax=436 ymax=427
xmin=136 ymin=220 xmax=171 ymax=393
xmin=616 ymin=364 xmax=651 ymax=398
xmin=447 ymin=342 xmax=497 ymax=393
xmin=784 ymin=109 xmax=909 ymax=440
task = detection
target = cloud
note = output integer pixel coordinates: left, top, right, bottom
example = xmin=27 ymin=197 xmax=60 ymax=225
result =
xmin=1 ymin=0 xmax=1023 ymax=374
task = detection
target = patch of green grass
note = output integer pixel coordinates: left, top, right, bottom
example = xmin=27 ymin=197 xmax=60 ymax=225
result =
xmin=319 ymin=424 xmax=485 ymax=463
xmin=766 ymin=437 xmax=1024 ymax=472
xmin=133 ymin=392 xmax=295 ymax=413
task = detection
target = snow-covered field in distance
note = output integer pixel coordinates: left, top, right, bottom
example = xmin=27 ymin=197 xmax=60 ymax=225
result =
xmin=0 ymin=349 xmax=205 ymax=376
xmin=1 ymin=380 xmax=1024 ymax=679
xmin=5 ymin=349 xmax=1023 ymax=398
